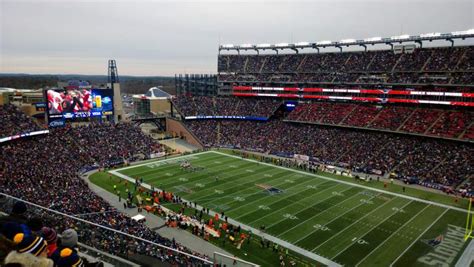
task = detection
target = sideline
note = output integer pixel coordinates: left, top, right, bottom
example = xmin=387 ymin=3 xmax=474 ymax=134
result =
xmin=210 ymin=151 xmax=468 ymax=213
xmin=109 ymin=162 xmax=342 ymax=266
xmin=110 ymin=150 xmax=468 ymax=266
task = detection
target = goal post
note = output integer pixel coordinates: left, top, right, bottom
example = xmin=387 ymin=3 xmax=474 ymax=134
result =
xmin=213 ymin=252 xmax=260 ymax=267
xmin=465 ymin=198 xmax=474 ymax=241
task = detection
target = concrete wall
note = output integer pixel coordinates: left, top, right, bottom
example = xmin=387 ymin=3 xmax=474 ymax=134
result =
xmin=165 ymin=118 xmax=203 ymax=149
xmin=112 ymin=83 xmax=124 ymax=122
xmin=150 ymin=99 xmax=171 ymax=115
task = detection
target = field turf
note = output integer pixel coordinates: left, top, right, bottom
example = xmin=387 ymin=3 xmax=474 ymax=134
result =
xmin=109 ymin=150 xmax=471 ymax=266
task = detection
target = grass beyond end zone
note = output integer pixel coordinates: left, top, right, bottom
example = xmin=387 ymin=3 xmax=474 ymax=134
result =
xmin=92 ymin=150 xmax=471 ymax=266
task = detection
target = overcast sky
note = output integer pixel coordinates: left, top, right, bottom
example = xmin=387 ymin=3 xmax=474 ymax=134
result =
xmin=0 ymin=0 xmax=472 ymax=76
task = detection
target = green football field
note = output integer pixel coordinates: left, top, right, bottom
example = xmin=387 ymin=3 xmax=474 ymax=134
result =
xmin=111 ymin=150 xmax=471 ymax=266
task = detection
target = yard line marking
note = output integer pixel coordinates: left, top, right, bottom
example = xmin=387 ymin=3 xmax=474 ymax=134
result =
xmin=123 ymin=153 xmax=226 ymax=176
xmin=109 ymin=164 xmax=341 ymax=266
xmin=191 ymin=168 xmax=286 ymax=202
xmin=238 ymin=183 xmax=347 ymax=223
xmin=268 ymin=187 xmax=365 ymax=232
xmin=329 ymin=200 xmax=414 ymax=259
xmin=389 ymin=208 xmax=449 ymax=267
xmin=229 ymin=179 xmax=332 ymax=217
xmin=115 ymin=150 xmax=214 ymax=171
xmin=355 ymin=204 xmax=431 ymax=266
xmin=312 ymin=196 xmax=400 ymax=252
xmin=200 ymin=170 xmax=298 ymax=206
xmin=262 ymin=186 xmax=359 ymax=229
xmin=148 ymin=158 xmax=254 ymax=190
xmin=286 ymin=193 xmax=380 ymax=242
xmin=211 ymin=151 xmax=468 ymax=213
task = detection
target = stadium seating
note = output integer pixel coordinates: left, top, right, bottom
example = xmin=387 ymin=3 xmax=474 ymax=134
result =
xmin=172 ymin=95 xmax=281 ymax=118
xmin=0 ymin=104 xmax=43 ymax=137
xmin=0 ymin=113 xmax=209 ymax=265
xmin=218 ymin=46 xmax=474 ymax=86
xmin=400 ymin=108 xmax=442 ymax=134
xmin=185 ymin=119 xmax=473 ymax=193
xmin=284 ymin=102 xmax=473 ymax=139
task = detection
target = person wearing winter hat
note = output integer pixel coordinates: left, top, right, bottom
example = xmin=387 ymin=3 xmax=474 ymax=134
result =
xmin=0 ymin=202 xmax=28 ymax=226
xmin=11 ymin=201 xmax=27 ymax=216
xmin=4 ymin=250 xmax=53 ymax=267
xmin=52 ymin=247 xmax=84 ymax=267
xmin=60 ymin=229 xmax=78 ymax=248
xmin=41 ymin=227 xmax=58 ymax=257
xmin=1 ymin=222 xmax=28 ymax=241
xmin=27 ymin=217 xmax=44 ymax=233
xmin=12 ymin=232 xmax=48 ymax=257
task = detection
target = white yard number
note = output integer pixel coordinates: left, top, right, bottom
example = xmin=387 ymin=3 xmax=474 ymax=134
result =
xmin=195 ymin=183 xmax=204 ymax=188
xmin=234 ymin=196 xmax=245 ymax=202
xmin=259 ymin=205 xmax=271 ymax=210
xmin=360 ymin=199 xmax=373 ymax=204
xmin=351 ymin=237 xmax=369 ymax=245
xmin=178 ymin=177 xmax=188 ymax=182
xmin=392 ymin=207 xmax=406 ymax=213
xmin=285 ymin=179 xmax=295 ymax=183
xmin=332 ymin=191 xmax=344 ymax=196
xmin=306 ymin=185 xmax=318 ymax=189
xmin=214 ymin=189 xmax=224 ymax=194
xmin=313 ymin=224 xmax=330 ymax=231
xmin=264 ymin=174 xmax=273 ymax=177
xmin=283 ymin=213 xmax=298 ymax=220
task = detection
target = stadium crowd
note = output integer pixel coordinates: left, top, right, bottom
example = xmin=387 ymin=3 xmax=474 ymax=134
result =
xmin=0 ymin=120 xmax=210 ymax=265
xmin=286 ymin=102 xmax=473 ymax=140
xmin=0 ymin=104 xmax=43 ymax=138
xmin=218 ymin=46 xmax=474 ymax=85
xmin=185 ymin=119 xmax=473 ymax=195
xmin=173 ymin=95 xmax=281 ymax=118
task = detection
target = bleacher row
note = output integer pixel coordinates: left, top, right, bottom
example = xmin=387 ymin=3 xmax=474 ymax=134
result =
xmin=172 ymin=95 xmax=281 ymax=118
xmin=218 ymin=46 xmax=474 ymax=85
xmin=0 ymin=106 xmax=210 ymax=266
xmin=184 ymin=119 xmax=473 ymax=195
xmin=0 ymin=105 xmax=43 ymax=138
xmin=172 ymin=96 xmax=474 ymax=140
xmin=287 ymin=102 xmax=474 ymax=140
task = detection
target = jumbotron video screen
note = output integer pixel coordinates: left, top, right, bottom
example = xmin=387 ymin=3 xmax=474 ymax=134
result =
xmin=45 ymin=87 xmax=114 ymax=125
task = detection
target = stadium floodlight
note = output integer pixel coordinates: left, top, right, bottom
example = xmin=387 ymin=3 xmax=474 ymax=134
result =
xmin=256 ymin=44 xmax=271 ymax=48
xmin=390 ymin=34 xmax=410 ymax=40
xmin=240 ymin=44 xmax=253 ymax=48
xmin=317 ymin=40 xmax=332 ymax=45
xmin=452 ymin=29 xmax=474 ymax=35
xmin=340 ymin=39 xmax=356 ymax=44
xmin=364 ymin=37 xmax=382 ymax=42
xmin=420 ymin=32 xmax=441 ymax=38
xmin=295 ymin=42 xmax=310 ymax=46
xmin=222 ymin=44 xmax=234 ymax=48
xmin=275 ymin=43 xmax=289 ymax=47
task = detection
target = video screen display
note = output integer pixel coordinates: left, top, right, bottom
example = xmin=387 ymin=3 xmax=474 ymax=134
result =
xmin=45 ymin=88 xmax=114 ymax=125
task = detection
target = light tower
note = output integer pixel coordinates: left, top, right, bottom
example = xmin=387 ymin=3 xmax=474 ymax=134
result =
xmin=107 ymin=59 xmax=123 ymax=121
xmin=108 ymin=59 xmax=119 ymax=90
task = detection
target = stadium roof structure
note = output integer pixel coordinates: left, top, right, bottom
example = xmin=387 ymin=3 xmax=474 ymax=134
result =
xmin=219 ymin=29 xmax=474 ymax=54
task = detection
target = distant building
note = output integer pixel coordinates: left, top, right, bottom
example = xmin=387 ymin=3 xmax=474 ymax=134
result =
xmin=175 ymin=74 xmax=217 ymax=96
xmin=132 ymin=87 xmax=173 ymax=116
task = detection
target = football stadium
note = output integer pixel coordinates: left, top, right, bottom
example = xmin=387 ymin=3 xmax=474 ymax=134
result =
xmin=1 ymin=1 xmax=474 ymax=267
